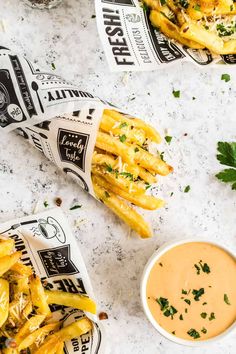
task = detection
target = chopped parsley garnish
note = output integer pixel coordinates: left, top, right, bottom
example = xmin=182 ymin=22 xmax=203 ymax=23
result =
xmin=160 ymin=0 xmax=166 ymax=4
xmin=215 ymin=141 xmax=236 ymax=190
xmin=172 ymin=90 xmax=180 ymax=98
xmin=172 ymin=331 xmax=176 ymax=335
xmin=156 ymin=297 xmax=178 ymax=319
xmin=119 ymin=172 xmax=134 ymax=181
xmin=119 ymin=122 xmax=128 ymax=129
xmin=106 ymin=164 xmax=113 ymax=173
xmin=69 ymin=204 xmax=82 ymax=210
xmin=44 ymin=201 xmax=49 ymax=208
xmin=134 ymin=147 xmax=139 ymax=152
xmin=159 ymin=262 xmax=163 ymax=267
xmin=187 ymin=328 xmax=200 ymax=339
xmin=194 ymin=261 xmax=210 ymax=274
xmin=209 ymin=312 xmax=215 ymax=321
xmin=184 ymin=299 xmax=191 ymax=305
xmin=119 ymin=134 xmax=127 ymax=143
xmin=200 ymin=312 xmax=207 ymax=319
xmin=184 ymin=185 xmax=190 ymax=193
xmin=51 ymin=63 xmax=56 ymax=70
xmin=194 ymin=264 xmax=201 ymax=275
xmin=165 ymin=135 xmax=172 ymax=144
xmin=145 ymin=182 xmax=152 ymax=190
xmin=221 ymin=73 xmax=231 ymax=82
xmin=159 ymin=151 xmax=165 ymax=161
xmin=182 ymin=289 xmax=188 ymax=295
xmin=179 ymin=314 xmax=183 ymax=320
xmin=104 ymin=191 xmax=110 ymax=198
xmin=179 ymin=0 xmax=189 ymax=9
xmin=217 ymin=23 xmax=236 ymax=37
xmin=185 ymin=308 xmax=188 ymax=313
xmin=194 ymin=4 xmax=201 ymax=11
xmin=202 ymin=302 xmax=207 ymax=305
xmin=192 ymin=288 xmax=205 ymax=301
xmin=201 ymin=327 xmax=207 ymax=334
xmin=224 ymin=293 xmax=231 ymax=305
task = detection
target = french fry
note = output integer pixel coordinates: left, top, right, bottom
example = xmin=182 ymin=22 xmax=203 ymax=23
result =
xmin=18 ymin=322 xmax=60 ymax=351
xmin=0 ymin=279 xmax=9 ymax=327
xmin=92 ymin=166 xmax=145 ymax=195
xmin=22 ymin=299 xmax=33 ymax=320
xmin=0 ymin=251 xmax=22 ymax=277
xmin=92 ymin=174 xmax=164 ymax=210
xmin=134 ymin=146 xmax=173 ymax=176
xmin=8 ymin=294 xmax=28 ymax=325
xmin=45 ymin=290 xmax=97 ymax=314
xmin=11 ymin=262 xmax=33 ymax=277
xmin=96 ymin=131 xmax=135 ymax=165
xmin=138 ymin=167 xmax=157 ymax=184
xmin=33 ymin=318 xmax=92 ymax=354
xmin=0 ymin=239 xmax=14 ymax=257
xmin=93 ymin=182 xmax=152 ymax=238
xmin=14 ymin=314 xmax=46 ymax=344
xmin=29 ymin=275 xmax=51 ymax=317
xmin=104 ymin=109 xmax=162 ymax=143
xmin=100 ymin=113 xmax=146 ymax=145
xmin=55 ymin=342 xmax=65 ymax=354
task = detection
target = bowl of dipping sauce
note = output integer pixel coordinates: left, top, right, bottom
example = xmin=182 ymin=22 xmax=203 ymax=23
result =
xmin=141 ymin=239 xmax=236 ymax=346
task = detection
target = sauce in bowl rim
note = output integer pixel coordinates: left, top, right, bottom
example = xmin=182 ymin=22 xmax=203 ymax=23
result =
xmin=140 ymin=238 xmax=236 ymax=346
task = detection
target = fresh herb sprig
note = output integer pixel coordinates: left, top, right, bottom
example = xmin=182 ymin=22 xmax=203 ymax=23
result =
xmin=215 ymin=142 xmax=236 ymax=190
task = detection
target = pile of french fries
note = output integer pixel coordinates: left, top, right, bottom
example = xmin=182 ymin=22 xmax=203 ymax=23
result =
xmin=143 ymin=0 xmax=236 ymax=54
xmin=92 ymin=109 xmax=173 ymax=238
xmin=0 ymin=238 xmax=96 ymax=354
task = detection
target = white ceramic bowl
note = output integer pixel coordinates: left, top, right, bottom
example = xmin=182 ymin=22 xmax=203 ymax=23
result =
xmin=140 ymin=238 xmax=236 ymax=346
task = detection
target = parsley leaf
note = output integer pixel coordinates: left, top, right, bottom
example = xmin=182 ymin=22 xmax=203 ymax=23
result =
xmin=209 ymin=312 xmax=215 ymax=321
xmin=187 ymin=328 xmax=200 ymax=339
xmin=221 ymin=73 xmax=231 ymax=82
xmin=199 ymin=261 xmax=211 ymax=274
xmin=44 ymin=201 xmax=49 ymax=208
xmin=172 ymin=90 xmax=180 ymax=98
xmin=70 ymin=204 xmax=82 ymax=210
xmin=224 ymin=293 xmax=231 ymax=305
xmin=216 ymin=142 xmax=236 ymax=168
xmin=119 ymin=172 xmax=134 ymax=181
xmin=156 ymin=297 xmax=169 ymax=311
xmin=192 ymin=288 xmax=205 ymax=301
xmin=201 ymin=327 xmax=207 ymax=334
xmin=119 ymin=134 xmax=127 ymax=143
xmin=165 ymin=135 xmax=172 ymax=144
xmin=194 ymin=4 xmax=201 ymax=11
xmin=200 ymin=312 xmax=207 ymax=319
xmin=179 ymin=314 xmax=183 ymax=320
xmin=184 ymin=299 xmax=191 ymax=305
xmin=184 ymin=185 xmax=190 ymax=193
xmin=119 ymin=122 xmax=128 ymax=129
xmin=216 ymin=169 xmax=236 ymax=190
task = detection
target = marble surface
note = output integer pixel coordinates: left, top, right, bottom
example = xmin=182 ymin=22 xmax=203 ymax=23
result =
xmin=0 ymin=1 xmax=236 ymax=353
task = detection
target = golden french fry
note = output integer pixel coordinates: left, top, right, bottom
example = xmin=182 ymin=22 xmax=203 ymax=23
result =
xmin=0 ymin=279 xmax=9 ymax=327
xmin=101 ymin=113 xmax=146 ymax=145
xmin=134 ymin=146 xmax=173 ymax=176
xmin=104 ymin=109 xmax=162 ymax=143
xmin=22 ymin=299 xmax=33 ymax=320
xmin=55 ymin=342 xmax=65 ymax=354
xmin=11 ymin=262 xmax=33 ymax=276
xmin=14 ymin=314 xmax=46 ymax=344
xmin=0 ymin=251 xmax=22 ymax=276
xmin=149 ymin=10 xmax=204 ymax=49
xmin=92 ymin=174 xmax=164 ymax=210
xmin=0 ymin=238 xmax=14 ymax=257
xmin=92 ymin=166 xmax=145 ymax=195
xmin=93 ymin=182 xmax=152 ymax=238
xmin=8 ymin=294 xmax=28 ymax=324
xmin=34 ymin=318 xmax=92 ymax=354
xmin=45 ymin=290 xmax=96 ymax=314
xmin=29 ymin=275 xmax=51 ymax=317
xmin=96 ymin=131 xmax=135 ymax=165
xmin=18 ymin=322 xmax=60 ymax=351
xmin=138 ymin=167 xmax=157 ymax=184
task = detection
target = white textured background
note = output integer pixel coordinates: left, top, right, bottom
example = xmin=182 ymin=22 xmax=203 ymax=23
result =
xmin=0 ymin=1 xmax=236 ymax=353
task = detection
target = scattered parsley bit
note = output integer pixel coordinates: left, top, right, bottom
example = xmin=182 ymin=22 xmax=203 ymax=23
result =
xmin=200 ymin=312 xmax=207 ymax=319
xmin=134 ymin=147 xmax=139 ymax=153
xmin=43 ymin=201 xmax=49 ymax=208
xmin=145 ymin=182 xmax=152 ymax=190
xmin=187 ymin=328 xmax=200 ymax=339
xmin=192 ymin=288 xmax=205 ymax=301
xmin=172 ymin=331 xmax=176 ymax=335
xmin=185 ymin=308 xmax=188 ymax=313
xmin=215 ymin=141 xmax=236 ymax=190
xmin=119 ymin=172 xmax=134 ymax=181
xmin=159 ymin=262 xmax=163 ymax=267
xmin=165 ymin=135 xmax=172 ymax=144
xmin=179 ymin=0 xmax=189 ymax=9
xmin=170 ymin=192 xmax=174 ymax=197
xmin=156 ymin=297 xmax=169 ymax=311
xmin=202 ymin=302 xmax=207 ymax=306
xmin=105 ymin=164 xmax=113 ymax=173
xmin=104 ymin=191 xmax=110 ymax=198
xmin=51 ymin=63 xmax=56 ymax=70
xmin=91 ymin=14 xmax=96 ymax=18
xmin=194 ymin=4 xmax=201 ymax=11
xmin=199 ymin=261 xmax=211 ymax=274
xmin=119 ymin=134 xmax=127 ymax=143
xmin=192 ymin=96 xmax=196 ymax=100
xmin=160 ymin=0 xmax=166 ymax=5
xmin=179 ymin=314 xmax=183 ymax=320
xmin=182 ymin=289 xmax=188 ymax=295
xmin=159 ymin=151 xmax=165 ymax=161
xmin=209 ymin=312 xmax=215 ymax=321
xmin=70 ymin=204 xmax=82 ymax=210
xmin=184 ymin=185 xmax=190 ymax=193
xmin=156 ymin=298 xmax=178 ymax=319
xmin=217 ymin=23 xmax=236 ymax=38
xmin=184 ymin=299 xmax=191 ymax=305
xmin=194 ymin=264 xmax=201 ymax=275
xmin=224 ymin=293 xmax=231 ymax=305
xmin=119 ymin=122 xmax=128 ymax=129
xmin=221 ymin=73 xmax=231 ymax=82
xmin=172 ymin=90 xmax=180 ymax=98
xmin=201 ymin=327 xmax=207 ymax=334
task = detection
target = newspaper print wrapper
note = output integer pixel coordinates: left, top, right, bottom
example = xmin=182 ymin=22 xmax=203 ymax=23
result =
xmin=95 ymin=0 xmax=236 ymax=71
xmin=0 ymin=46 xmax=120 ymax=198
xmin=0 ymin=208 xmax=106 ymax=354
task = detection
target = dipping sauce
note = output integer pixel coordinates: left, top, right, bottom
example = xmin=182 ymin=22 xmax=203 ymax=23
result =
xmin=146 ymin=242 xmax=236 ymax=341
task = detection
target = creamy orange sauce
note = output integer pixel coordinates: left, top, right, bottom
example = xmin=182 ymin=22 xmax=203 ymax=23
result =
xmin=146 ymin=242 xmax=236 ymax=340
